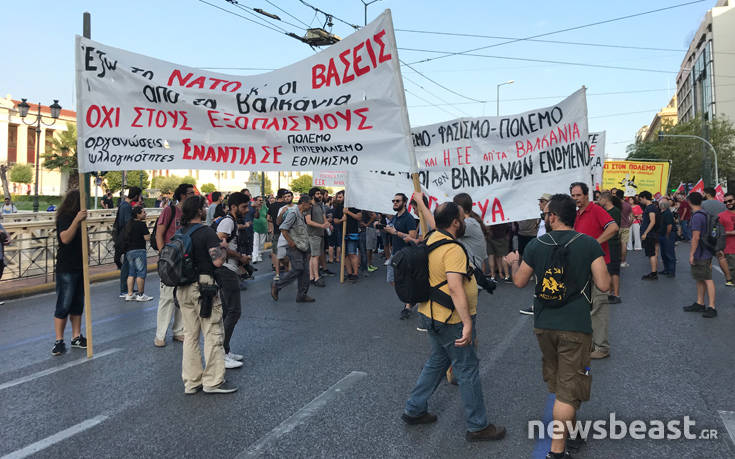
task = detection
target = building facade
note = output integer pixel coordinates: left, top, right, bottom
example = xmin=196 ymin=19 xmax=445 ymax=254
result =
xmin=638 ymin=95 xmax=679 ymax=143
xmin=676 ymin=0 xmax=735 ymax=124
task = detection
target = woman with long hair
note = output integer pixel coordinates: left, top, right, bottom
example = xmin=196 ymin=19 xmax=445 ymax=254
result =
xmin=123 ymin=206 xmax=152 ymax=301
xmin=52 ymin=189 xmax=88 ymax=356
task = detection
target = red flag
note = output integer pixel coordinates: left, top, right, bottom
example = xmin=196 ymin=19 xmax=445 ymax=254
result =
xmin=654 ymin=192 xmax=663 ymax=200
xmin=688 ymin=179 xmax=704 ymax=195
xmin=674 ymin=182 xmax=685 ymax=195
xmin=715 ymin=184 xmax=725 ymax=202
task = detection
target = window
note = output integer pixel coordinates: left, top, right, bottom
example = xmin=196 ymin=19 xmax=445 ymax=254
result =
xmin=7 ymin=124 xmax=18 ymax=163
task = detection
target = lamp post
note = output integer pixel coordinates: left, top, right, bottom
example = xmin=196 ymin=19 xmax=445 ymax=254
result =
xmin=17 ymin=98 xmax=62 ymax=212
xmin=658 ymin=131 xmax=719 ymax=186
xmin=361 ymin=0 xmax=381 ymax=26
xmin=496 ymin=80 xmax=514 ymax=116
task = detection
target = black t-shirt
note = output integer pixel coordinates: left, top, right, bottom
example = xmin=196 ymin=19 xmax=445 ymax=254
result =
xmin=56 ymin=215 xmax=82 ymax=273
xmin=186 ymin=224 xmax=222 ymax=276
xmin=641 ymin=203 xmax=660 ymax=233
xmin=658 ymin=209 xmax=675 ymax=235
xmin=346 ymin=207 xmax=360 ymax=234
xmin=268 ymin=202 xmax=286 ymax=233
xmin=391 ymin=210 xmax=418 ymax=253
xmin=102 ymin=196 xmax=113 ymax=209
xmin=126 ymin=219 xmax=149 ymax=251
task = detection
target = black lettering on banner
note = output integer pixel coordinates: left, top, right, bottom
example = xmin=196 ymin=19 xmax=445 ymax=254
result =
xmin=131 ymin=66 xmax=154 ymax=80
xmin=499 ymin=106 xmax=564 ymax=139
xmin=278 ymin=81 xmax=297 ymax=95
xmin=82 ymin=46 xmax=118 ymax=79
xmin=143 ymin=85 xmax=180 ymax=104
xmin=412 ymin=130 xmax=431 ymax=147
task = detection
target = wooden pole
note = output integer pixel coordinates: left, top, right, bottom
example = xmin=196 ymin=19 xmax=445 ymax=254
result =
xmin=339 ymin=218 xmax=347 ymax=283
xmin=78 ymin=12 xmax=94 ymax=358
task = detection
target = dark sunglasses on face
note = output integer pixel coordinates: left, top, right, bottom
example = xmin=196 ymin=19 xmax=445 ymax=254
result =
xmin=392 ymin=199 xmax=402 ymax=203
xmin=725 ymin=199 xmax=735 ymax=204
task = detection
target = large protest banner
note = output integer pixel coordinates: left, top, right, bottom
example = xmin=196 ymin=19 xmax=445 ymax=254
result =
xmin=348 ymin=88 xmax=590 ymax=224
xmin=602 ymin=160 xmax=671 ymax=196
xmin=74 ymin=11 xmax=412 ymax=173
xmin=589 ymin=131 xmax=605 ymax=191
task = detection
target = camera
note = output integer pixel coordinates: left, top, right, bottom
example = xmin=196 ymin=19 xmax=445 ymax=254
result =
xmin=375 ymin=223 xmax=386 ymax=230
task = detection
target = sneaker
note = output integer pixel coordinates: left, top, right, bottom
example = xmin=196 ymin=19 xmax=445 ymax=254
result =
xmin=136 ymin=294 xmax=153 ymax=302
xmin=321 ymin=268 xmax=336 ymax=277
xmin=367 ymin=265 xmax=378 ymax=272
xmin=641 ymin=272 xmax=658 ymax=281
xmin=620 ymin=262 xmax=630 ymax=268
xmin=124 ymin=294 xmax=136 ymax=301
xmin=227 ymin=352 xmax=244 ymax=361
xmin=545 ymin=452 xmax=573 ymax=459
xmin=725 ymin=280 xmax=734 ymax=287
xmin=203 ymin=381 xmax=238 ymax=394
xmin=296 ymin=295 xmax=316 ymax=303
xmin=401 ymin=412 xmax=438 ymax=425
xmin=503 ymin=276 xmax=512 ymax=283
xmin=224 ymin=355 xmax=244 ymax=369
xmin=273 ymin=274 xmax=280 ymax=281
xmin=185 ymin=384 xmax=203 ymax=395
xmin=466 ymin=423 xmax=507 ymax=442
xmin=566 ymin=436 xmax=587 ymax=451
xmin=519 ymin=306 xmax=534 ymax=315
xmin=683 ymin=302 xmax=705 ymax=312
xmin=702 ymin=307 xmax=717 ymax=318
xmin=607 ymin=295 xmax=622 ymax=304
xmin=51 ymin=340 xmax=66 ymax=356
xmin=400 ymin=308 xmax=411 ymax=320
xmin=70 ymin=335 xmax=87 ymax=349
xmin=154 ymin=338 xmax=166 ymax=347
xmin=590 ymin=350 xmax=610 ymax=359
xmin=271 ymin=283 xmax=279 ymax=301
xmin=119 ymin=293 xmax=127 ymax=299
xmin=312 ymin=277 xmax=326 ymax=287
xmin=349 ymin=274 xmax=358 ymax=283
xmin=384 ymin=259 xmax=391 ymax=266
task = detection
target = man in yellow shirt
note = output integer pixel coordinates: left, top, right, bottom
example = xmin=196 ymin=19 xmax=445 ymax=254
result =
xmin=402 ymin=202 xmax=506 ymax=442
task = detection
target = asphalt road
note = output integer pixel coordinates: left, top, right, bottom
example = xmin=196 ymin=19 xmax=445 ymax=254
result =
xmin=1 ymin=242 xmax=734 ymax=458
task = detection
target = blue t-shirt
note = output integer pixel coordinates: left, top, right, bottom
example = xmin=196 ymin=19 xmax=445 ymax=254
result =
xmin=691 ymin=210 xmax=712 ymax=260
xmin=390 ymin=211 xmax=417 ymax=254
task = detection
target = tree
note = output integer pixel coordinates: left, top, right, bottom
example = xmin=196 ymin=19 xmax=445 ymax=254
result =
xmin=289 ymin=174 xmax=313 ymax=194
xmin=9 ymin=163 xmax=33 ymax=185
xmin=626 ymin=115 xmax=735 ymax=186
xmin=43 ymin=123 xmax=79 ymax=190
xmin=200 ymin=183 xmax=216 ymax=194
xmin=0 ymin=164 xmax=10 ymax=201
xmin=105 ymin=170 xmax=150 ymax=193
xmin=181 ymin=176 xmax=197 ymax=187
xmin=151 ymin=175 xmax=179 ymax=194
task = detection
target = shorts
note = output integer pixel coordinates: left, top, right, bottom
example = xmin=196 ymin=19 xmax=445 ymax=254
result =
xmin=126 ymin=249 xmax=148 ymax=279
xmin=365 ymin=227 xmax=378 ymax=251
xmin=726 ymin=253 xmax=735 ymax=275
xmin=346 ymin=234 xmax=359 ymax=255
xmin=618 ymin=228 xmax=630 ymax=249
xmin=606 ymin=239 xmax=621 ymax=275
xmin=486 ymin=237 xmax=509 ymax=257
xmin=691 ymin=258 xmax=712 ymax=281
xmin=54 ymin=271 xmax=84 ymax=319
xmin=642 ymin=235 xmax=657 ymax=257
xmin=534 ymin=328 xmax=592 ymax=410
xmin=277 ymin=243 xmax=287 ymax=259
xmin=309 ymin=235 xmax=324 ymax=257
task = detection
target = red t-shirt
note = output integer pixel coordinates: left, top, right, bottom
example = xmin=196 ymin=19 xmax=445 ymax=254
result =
xmin=718 ymin=210 xmax=735 ymax=254
xmin=574 ymin=202 xmax=615 ymax=263
xmin=156 ymin=205 xmax=182 ymax=244
xmin=678 ymin=200 xmax=691 ymax=221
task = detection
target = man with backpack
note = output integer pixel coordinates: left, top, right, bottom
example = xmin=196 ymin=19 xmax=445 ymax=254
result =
xmin=402 ymin=202 xmax=506 ymax=442
xmin=702 ymin=187 xmax=730 ymax=283
xmin=683 ymin=192 xmax=717 ymax=318
xmin=153 ymin=183 xmax=194 ymax=347
xmin=505 ymin=194 xmax=610 ymax=458
xmin=115 ymin=186 xmax=142 ymax=298
xmin=169 ymin=195 xmax=236 ymax=394
xmin=271 ymin=195 xmax=314 ymax=303
xmin=638 ymin=191 xmax=661 ymax=280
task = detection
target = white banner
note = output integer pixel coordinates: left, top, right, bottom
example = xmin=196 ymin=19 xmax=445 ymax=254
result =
xmin=347 ymin=88 xmax=590 ymax=224
xmin=313 ymin=171 xmax=346 ymax=187
xmin=74 ymin=10 xmax=412 ymax=173
xmin=589 ymin=131 xmax=605 ymax=191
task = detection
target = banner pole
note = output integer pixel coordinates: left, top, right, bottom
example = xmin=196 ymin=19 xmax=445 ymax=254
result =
xmin=77 ymin=12 xmax=94 ymax=358
xmin=339 ymin=218 xmax=347 ymax=283
xmin=384 ymin=9 xmax=427 ymax=236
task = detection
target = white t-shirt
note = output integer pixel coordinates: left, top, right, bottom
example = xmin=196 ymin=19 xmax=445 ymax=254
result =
xmin=216 ymin=215 xmax=239 ymax=273
xmin=537 ymin=219 xmax=547 ymax=237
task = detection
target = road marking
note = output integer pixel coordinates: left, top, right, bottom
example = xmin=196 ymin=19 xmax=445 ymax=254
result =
xmin=0 ymin=348 xmax=122 ymax=391
xmin=532 ymin=394 xmax=555 ymax=459
xmin=1 ymin=415 xmax=108 ymax=459
xmin=718 ymin=411 xmax=735 ymax=447
xmin=481 ymin=314 xmax=530 ymax=378
xmin=238 ymin=371 xmax=368 ymax=458
xmin=713 ymin=265 xmax=724 ymax=276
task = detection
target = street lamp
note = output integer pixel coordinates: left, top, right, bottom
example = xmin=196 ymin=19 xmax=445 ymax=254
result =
xmin=17 ymin=98 xmax=62 ymax=212
xmin=658 ymin=131 xmax=719 ymax=186
xmin=496 ymin=80 xmax=514 ymax=116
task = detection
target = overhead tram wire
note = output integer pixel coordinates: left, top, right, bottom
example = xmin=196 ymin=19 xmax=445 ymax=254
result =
xmin=297 ymin=0 xmax=361 ymax=30
xmin=404 ymin=87 xmax=464 ymax=118
xmin=198 ymin=0 xmax=291 ymax=35
xmin=263 ymin=0 xmax=312 ymax=27
xmin=400 ymin=59 xmax=486 ymax=103
xmin=225 ymin=0 xmax=307 ymax=32
xmin=407 ymin=0 xmax=706 ymax=65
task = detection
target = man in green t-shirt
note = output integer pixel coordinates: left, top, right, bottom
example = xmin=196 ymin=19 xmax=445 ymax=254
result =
xmin=505 ymin=194 xmax=609 ymax=458
xmin=251 ymin=196 xmax=268 ymax=263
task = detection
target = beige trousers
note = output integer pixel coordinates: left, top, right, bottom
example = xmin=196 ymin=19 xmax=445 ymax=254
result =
xmin=590 ymin=285 xmax=610 ymax=353
xmin=155 ymin=282 xmax=183 ymax=341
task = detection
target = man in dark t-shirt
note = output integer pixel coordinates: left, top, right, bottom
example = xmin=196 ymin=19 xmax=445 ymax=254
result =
xmin=657 ymin=198 xmax=677 ymax=276
xmin=384 ymin=193 xmax=418 ymax=319
xmin=638 ymin=191 xmax=660 ymax=280
xmin=598 ymin=192 xmax=621 ymax=303
xmin=505 ymin=193 xmax=609 ymax=458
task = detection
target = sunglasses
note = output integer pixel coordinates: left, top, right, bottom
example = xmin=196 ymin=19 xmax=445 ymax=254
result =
xmin=725 ymin=199 xmax=735 ymax=204
xmin=392 ymin=199 xmax=403 ymax=203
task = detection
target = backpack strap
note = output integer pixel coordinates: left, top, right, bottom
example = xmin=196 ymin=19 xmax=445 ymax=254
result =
xmin=162 ymin=203 xmax=176 ymax=234
xmin=425 ymin=233 xmax=474 ymax=318
xmin=184 ymin=223 xmax=204 ymax=237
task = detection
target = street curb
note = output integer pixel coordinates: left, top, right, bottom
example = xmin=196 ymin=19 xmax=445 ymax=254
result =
xmin=0 ymin=263 xmax=158 ymax=301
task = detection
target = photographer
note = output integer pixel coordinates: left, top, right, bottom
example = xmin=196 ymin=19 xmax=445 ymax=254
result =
xmin=176 ymin=195 xmax=237 ymax=394
xmin=215 ymin=192 xmax=251 ymax=369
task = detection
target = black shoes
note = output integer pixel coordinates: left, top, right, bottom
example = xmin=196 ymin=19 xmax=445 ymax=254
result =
xmin=51 ymin=340 xmax=66 ymax=356
xmin=270 ymin=283 xmax=279 ymax=301
xmin=70 ymin=335 xmax=87 ymax=349
xmin=641 ymin=272 xmax=658 ymax=281
xmin=401 ymin=412 xmax=437 ymax=425
xmin=702 ymin=307 xmax=717 ymax=318
xmin=311 ymin=277 xmax=326 ymax=288
xmin=296 ymin=295 xmax=316 ymax=303
xmin=400 ymin=308 xmax=411 ymax=320
xmin=683 ymin=302 xmax=705 ymax=312
xmin=607 ymin=295 xmax=622 ymax=304
xmin=466 ymin=423 xmax=507 ymax=442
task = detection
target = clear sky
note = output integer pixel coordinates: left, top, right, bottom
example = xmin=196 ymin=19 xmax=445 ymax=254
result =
xmin=0 ymin=0 xmax=719 ymax=158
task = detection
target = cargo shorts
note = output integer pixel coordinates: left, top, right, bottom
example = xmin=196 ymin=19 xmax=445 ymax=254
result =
xmin=534 ymin=328 xmax=592 ymax=410
xmin=691 ymin=258 xmax=712 ymax=281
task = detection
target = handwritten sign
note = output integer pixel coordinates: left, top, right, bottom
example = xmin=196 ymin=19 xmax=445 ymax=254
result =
xmin=588 ymin=131 xmax=605 ymax=191
xmin=602 ymin=160 xmax=671 ymax=196
xmin=74 ymin=10 xmax=411 ymax=173
xmin=313 ymin=171 xmax=346 ymax=187
xmin=348 ymin=88 xmax=590 ymax=224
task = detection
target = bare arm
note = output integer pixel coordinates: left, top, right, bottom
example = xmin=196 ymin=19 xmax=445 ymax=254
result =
xmin=690 ymin=229 xmax=700 ymax=264
xmin=509 ymin=258 xmax=534 ymax=288
xmin=597 ymin=222 xmax=619 ymax=245
xmin=60 ymin=211 xmax=87 ymax=244
xmin=591 ymin=256 xmax=610 ymax=291
xmin=281 ymin=228 xmax=295 ymax=248
xmin=412 ymin=192 xmax=435 ymax=230
xmin=209 ymin=244 xmax=227 ymax=268
xmin=642 ymin=213 xmax=656 ymax=239
xmin=446 ymin=272 xmax=472 ymax=347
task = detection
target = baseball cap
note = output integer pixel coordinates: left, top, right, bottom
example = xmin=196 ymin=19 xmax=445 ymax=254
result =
xmin=538 ymin=193 xmax=552 ymax=201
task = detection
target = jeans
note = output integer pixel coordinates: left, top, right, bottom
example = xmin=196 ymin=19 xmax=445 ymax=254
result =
xmin=126 ymin=249 xmax=148 ymax=279
xmin=680 ymin=220 xmax=691 ymax=241
xmin=119 ymin=255 xmax=130 ymax=294
xmin=214 ymin=267 xmax=242 ymax=354
xmin=276 ymin=247 xmax=310 ymax=299
xmin=658 ymin=233 xmax=677 ymax=274
xmin=55 ymin=271 xmax=84 ymax=319
xmin=404 ymin=315 xmax=488 ymax=432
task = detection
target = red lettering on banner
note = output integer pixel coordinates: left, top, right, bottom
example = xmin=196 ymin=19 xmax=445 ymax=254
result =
xmin=311 ymin=29 xmax=393 ymax=88
xmin=491 ymin=198 xmax=505 ymax=222
xmin=85 ymin=105 xmax=120 ymax=128
xmin=475 ymin=199 xmax=489 ymax=219
xmin=130 ymin=107 xmax=191 ymax=130
xmin=456 ymin=146 xmax=471 ymax=165
xmin=443 ymin=149 xmax=451 ymax=166
xmin=355 ymin=107 xmax=372 ymax=130
xmin=166 ymin=69 xmax=242 ymax=92
xmin=180 ymin=140 xmax=283 ymax=165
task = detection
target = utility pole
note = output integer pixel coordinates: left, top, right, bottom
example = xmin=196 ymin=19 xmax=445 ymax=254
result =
xmin=361 ymin=0 xmax=381 ymax=25
xmin=658 ymin=131 xmax=719 ymax=186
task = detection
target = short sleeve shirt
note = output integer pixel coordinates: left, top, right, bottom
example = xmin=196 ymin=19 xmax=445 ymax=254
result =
xmin=574 ymin=202 xmax=614 ymax=263
xmin=605 ymin=206 xmax=621 ymax=245
xmin=718 ymin=210 xmax=735 ymax=254
xmin=390 ymin=211 xmax=417 ymax=253
xmin=691 ymin=211 xmax=712 ymax=260
xmin=346 ymin=207 xmax=360 ymax=234
xmin=641 ymin=204 xmax=659 ymax=234
xmin=156 ymin=205 xmax=182 ymax=244
xmin=523 ymin=230 xmax=604 ymax=334
xmin=459 ymin=217 xmax=487 ymax=264
xmin=307 ymin=202 xmax=326 ymax=237
xmin=620 ymin=200 xmax=633 ymax=228
xmin=126 ymin=220 xmax=149 ymax=251
xmin=187 ymin=225 xmax=222 ymax=276
xmin=417 ymin=231 xmax=478 ymax=324
xmin=56 ymin=215 xmax=82 ymax=273
xmin=658 ymin=209 xmax=675 ymax=236
xmin=117 ymin=201 xmax=133 ymax=229
xmin=268 ymin=202 xmax=286 ymax=234
xmin=281 ymin=207 xmax=309 ymax=250
xmin=216 ymin=215 xmax=239 ymax=273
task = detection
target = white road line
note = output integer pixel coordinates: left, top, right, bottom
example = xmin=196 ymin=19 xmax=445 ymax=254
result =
xmin=238 ymin=371 xmax=368 ymax=458
xmin=1 ymin=415 xmax=109 ymax=459
xmin=713 ymin=265 xmax=724 ymax=276
xmin=718 ymin=411 xmax=735 ymax=446
xmin=0 ymin=348 xmax=122 ymax=391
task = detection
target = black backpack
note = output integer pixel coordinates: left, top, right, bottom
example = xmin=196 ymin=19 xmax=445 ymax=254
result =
xmin=158 ymin=224 xmax=204 ymax=287
xmin=150 ymin=203 xmax=175 ymax=251
xmin=534 ymin=232 xmax=589 ymax=308
xmin=695 ymin=210 xmax=726 ymax=253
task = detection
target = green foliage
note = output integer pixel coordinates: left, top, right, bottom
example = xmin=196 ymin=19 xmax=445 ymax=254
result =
xmin=151 ymin=174 xmax=196 ymax=195
xmin=181 ymin=175 xmax=197 ymax=186
xmin=626 ymin=115 xmax=735 ymax=186
xmin=42 ymin=123 xmax=77 ymax=173
xmin=105 ymin=170 xmax=150 ymax=193
xmin=9 ymin=163 xmax=33 ymax=184
xmin=200 ymin=183 xmax=216 ymax=194
xmin=289 ymin=174 xmax=313 ymax=194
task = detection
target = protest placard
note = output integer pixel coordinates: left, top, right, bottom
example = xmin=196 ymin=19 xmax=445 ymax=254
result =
xmin=348 ymin=88 xmax=590 ymax=224
xmin=589 ymin=131 xmax=605 ymax=191
xmin=74 ymin=10 xmax=411 ymax=173
xmin=313 ymin=171 xmax=346 ymax=187
xmin=602 ymin=160 xmax=671 ymax=196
